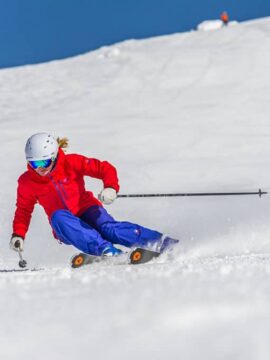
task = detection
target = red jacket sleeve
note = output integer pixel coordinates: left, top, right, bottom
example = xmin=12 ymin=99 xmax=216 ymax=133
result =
xmin=13 ymin=175 xmax=37 ymax=239
xmin=68 ymin=154 xmax=120 ymax=192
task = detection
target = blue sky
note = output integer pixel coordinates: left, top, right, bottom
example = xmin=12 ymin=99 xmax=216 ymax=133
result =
xmin=0 ymin=0 xmax=269 ymax=68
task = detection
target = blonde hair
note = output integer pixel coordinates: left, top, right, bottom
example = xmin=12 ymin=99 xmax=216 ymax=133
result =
xmin=57 ymin=137 xmax=69 ymax=152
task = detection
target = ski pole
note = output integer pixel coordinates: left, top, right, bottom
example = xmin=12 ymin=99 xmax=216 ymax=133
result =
xmin=14 ymin=240 xmax=27 ymax=268
xmin=117 ymin=189 xmax=267 ymax=198
xmin=18 ymin=250 xmax=27 ymax=268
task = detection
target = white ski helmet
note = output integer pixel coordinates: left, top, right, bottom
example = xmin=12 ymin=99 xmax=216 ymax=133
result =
xmin=25 ymin=133 xmax=59 ymax=161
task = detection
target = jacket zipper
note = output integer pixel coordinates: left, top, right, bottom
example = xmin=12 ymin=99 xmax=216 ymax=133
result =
xmin=49 ymin=176 xmax=68 ymax=209
xmin=58 ymin=180 xmax=68 ymax=199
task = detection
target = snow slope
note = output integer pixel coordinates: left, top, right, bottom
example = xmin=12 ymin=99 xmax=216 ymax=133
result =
xmin=1 ymin=17 xmax=270 ymax=360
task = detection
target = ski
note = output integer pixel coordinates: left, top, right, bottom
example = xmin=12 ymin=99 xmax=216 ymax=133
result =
xmin=129 ymin=248 xmax=160 ymax=264
xmin=71 ymin=237 xmax=179 ymax=268
xmin=71 ymin=248 xmax=160 ymax=268
xmin=70 ymin=252 xmax=130 ymax=268
xmin=129 ymin=236 xmax=180 ymax=264
xmin=71 ymin=253 xmax=103 ymax=268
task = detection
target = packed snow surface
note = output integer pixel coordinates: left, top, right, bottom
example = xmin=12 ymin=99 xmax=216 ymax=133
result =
xmin=1 ymin=17 xmax=270 ymax=360
xmin=197 ymin=19 xmax=225 ymax=31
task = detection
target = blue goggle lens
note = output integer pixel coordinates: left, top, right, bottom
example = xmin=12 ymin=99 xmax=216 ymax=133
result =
xmin=29 ymin=159 xmax=53 ymax=169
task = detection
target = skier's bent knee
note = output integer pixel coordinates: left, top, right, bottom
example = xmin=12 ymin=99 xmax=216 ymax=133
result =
xmin=51 ymin=209 xmax=71 ymax=223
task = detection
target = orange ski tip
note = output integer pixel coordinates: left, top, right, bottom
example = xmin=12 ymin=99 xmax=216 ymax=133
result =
xmin=73 ymin=255 xmax=84 ymax=267
xmin=132 ymin=250 xmax=142 ymax=262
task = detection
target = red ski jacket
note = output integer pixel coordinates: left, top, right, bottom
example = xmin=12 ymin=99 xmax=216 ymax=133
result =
xmin=13 ymin=149 xmax=120 ymax=239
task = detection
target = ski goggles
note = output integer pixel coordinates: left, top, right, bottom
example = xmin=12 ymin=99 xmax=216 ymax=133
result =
xmin=29 ymin=158 xmax=53 ymax=169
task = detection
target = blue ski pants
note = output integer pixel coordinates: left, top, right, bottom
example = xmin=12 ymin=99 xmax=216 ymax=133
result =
xmin=50 ymin=206 xmax=162 ymax=256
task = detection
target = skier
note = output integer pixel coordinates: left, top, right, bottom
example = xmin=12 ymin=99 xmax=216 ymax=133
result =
xmin=10 ymin=133 xmax=178 ymax=258
xmin=220 ymin=11 xmax=229 ymax=26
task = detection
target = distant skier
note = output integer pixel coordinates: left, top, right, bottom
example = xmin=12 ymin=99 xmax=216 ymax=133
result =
xmin=220 ymin=11 xmax=229 ymax=26
xmin=10 ymin=133 xmax=178 ymax=257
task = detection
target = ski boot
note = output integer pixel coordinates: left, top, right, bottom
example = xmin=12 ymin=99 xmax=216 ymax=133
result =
xmin=130 ymin=235 xmax=179 ymax=265
xmin=71 ymin=245 xmax=122 ymax=268
xmin=159 ymin=236 xmax=179 ymax=253
xmin=102 ymin=245 xmax=123 ymax=257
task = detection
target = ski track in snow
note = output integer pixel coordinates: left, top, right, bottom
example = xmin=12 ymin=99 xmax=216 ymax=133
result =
xmin=1 ymin=17 xmax=270 ymax=360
